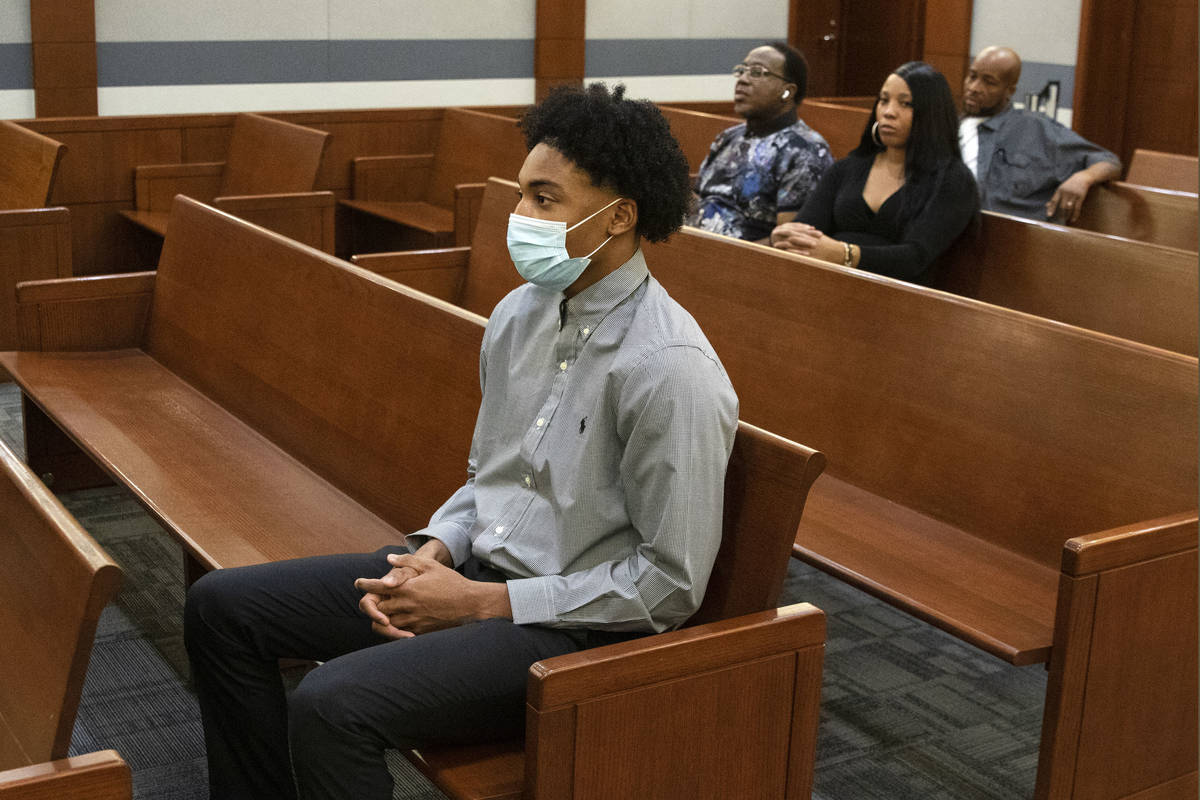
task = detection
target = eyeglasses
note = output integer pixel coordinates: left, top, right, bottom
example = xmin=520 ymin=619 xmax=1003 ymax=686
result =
xmin=732 ymin=63 xmax=787 ymax=81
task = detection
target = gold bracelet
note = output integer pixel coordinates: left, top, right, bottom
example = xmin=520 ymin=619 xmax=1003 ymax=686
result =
xmin=842 ymin=241 xmax=853 ymax=267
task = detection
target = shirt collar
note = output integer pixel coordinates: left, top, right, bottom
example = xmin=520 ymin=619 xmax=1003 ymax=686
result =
xmin=745 ymin=107 xmax=798 ymax=138
xmin=976 ymin=104 xmax=1016 ymax=131
xmin=564 ymin=248 xmax=649 ymax=324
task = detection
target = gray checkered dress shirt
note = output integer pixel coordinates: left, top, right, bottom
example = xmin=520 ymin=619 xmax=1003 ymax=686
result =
xmin=407 ymin=249 xmax=738 ymax=633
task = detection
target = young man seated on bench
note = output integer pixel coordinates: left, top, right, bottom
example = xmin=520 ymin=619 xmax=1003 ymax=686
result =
xmin=184 ymin=83 xmax=739 ymax=800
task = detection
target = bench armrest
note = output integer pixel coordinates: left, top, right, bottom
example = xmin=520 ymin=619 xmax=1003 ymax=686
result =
xmin=213 ymin=191 xmax=337 ymax=253
xmin=352 ymin=154 xmax=435 ymax=202
xmin=133 ymin=162 xmax=224 ymax=212
xmin=16 ymin=272 xmax=156 ymax=351
xmin=453 ymin=182 xmax=487 ymax=247
xmin=524 ymin=603 xmax=826 ymax=799
xmin=1062 ymin=511 xmax=1198 ymax=576
xmin=0 ymin=751 xmax=131 ymax=799
xmin=351 ymin=247 xmax=470 ymax=303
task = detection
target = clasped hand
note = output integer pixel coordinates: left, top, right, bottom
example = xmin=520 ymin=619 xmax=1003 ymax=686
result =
xmin=770 ymin=221 xmax=823 ymax=253
xmin=355 ymin=554 xmax=479 ymax=640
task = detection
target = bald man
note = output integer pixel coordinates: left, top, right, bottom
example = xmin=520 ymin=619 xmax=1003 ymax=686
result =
xmin=959 ymin=46 xmax=1120 ymax=223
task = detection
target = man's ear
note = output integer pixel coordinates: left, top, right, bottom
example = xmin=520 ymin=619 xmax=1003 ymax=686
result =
xmin=608 ymin=198 xmax=639 ymax=236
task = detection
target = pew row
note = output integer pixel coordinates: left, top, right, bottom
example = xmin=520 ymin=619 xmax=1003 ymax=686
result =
xmin=341 ymin=108 xmax=527 ymax=252
xmin=0 ymin=434 xmax=123 ymax=773
xmin=1073 ymin=181 xmax=1198 ymax=251
xmin=0 ymin=122 xmax=72 ymax=355
xmin=355 ymin=177 xmax=1198 ymax=800
xmin=4 ymin=196 xmax=829 ymax=799
xmin=935 ymin=210 xmax=1198 ymax=355
xmin=119 ymin=113 xmax=335 ymax=254
xmin=0 ymin=751 xmax=131 ymax=800
xmin=1125 ymin=148 xmax=1199 ymax=193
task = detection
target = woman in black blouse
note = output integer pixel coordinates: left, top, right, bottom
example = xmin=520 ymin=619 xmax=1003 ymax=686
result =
xmin=769 ymin=61 xmax=978 ymax=284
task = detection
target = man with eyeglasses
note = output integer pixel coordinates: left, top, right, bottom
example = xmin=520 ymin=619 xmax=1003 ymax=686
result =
xmin=686 ymin=42 xmax=832 ymax=242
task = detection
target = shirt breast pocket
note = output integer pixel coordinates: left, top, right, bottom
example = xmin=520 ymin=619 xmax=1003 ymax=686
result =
xmin=996 ymin=149 xmax=1056 ymax=198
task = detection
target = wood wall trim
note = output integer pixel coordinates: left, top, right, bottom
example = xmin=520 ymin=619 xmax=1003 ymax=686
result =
xmin=29 ymin=0 xmax=98 ymax=117
xmin=535 ymin=0 xmax=585 ymax=101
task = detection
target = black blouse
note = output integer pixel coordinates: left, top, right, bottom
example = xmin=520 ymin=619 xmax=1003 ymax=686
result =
xmin=793 ymin=152 xmax=978 ymax=284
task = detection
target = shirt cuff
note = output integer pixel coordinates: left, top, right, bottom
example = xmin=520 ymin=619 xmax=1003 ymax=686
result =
xmin=404 ymin=521 xmax=472 ymax=567
xmin=505 ymin=576 xmax=557 ymax=626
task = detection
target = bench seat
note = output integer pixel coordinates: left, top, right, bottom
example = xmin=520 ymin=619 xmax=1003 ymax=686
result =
xmin=2 ymin=348 xmax=402 ymax=571
xmin=117 ymin=209 xmax=170 ymax=238
xmin=799 ymin=475 xmax=1057 ymax=664
xmin=340 ymin=199 xmax=454 ymax=237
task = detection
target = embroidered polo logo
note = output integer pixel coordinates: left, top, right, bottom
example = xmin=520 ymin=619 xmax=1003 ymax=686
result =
xmin=579 ymin=417 xmax=587 ymax=434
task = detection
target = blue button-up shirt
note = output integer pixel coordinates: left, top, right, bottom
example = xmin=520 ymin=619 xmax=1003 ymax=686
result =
xmin=407 ymin=249 xmax=739 ymax=633
xmin=969 ymin=106 xmax=1121 ymax=219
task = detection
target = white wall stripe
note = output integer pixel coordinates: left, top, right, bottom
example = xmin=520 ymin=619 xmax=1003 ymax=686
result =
xmin=96 ymin=78 xmax=535 ymax=116
xmin=0 ymin=89 xmax=34 ymax=120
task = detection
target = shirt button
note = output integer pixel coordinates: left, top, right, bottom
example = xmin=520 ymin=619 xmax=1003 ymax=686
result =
xmin=536 ymin=417 xmax=545 ymax=427
xmin=559 ymin=361 xmax=568 ymax=371
xmin=523 ymin=475 xmax=532 ymax=487
xmin=582 ymin=327 xmax=590 ymax=336
xmin=495 ymin=525 xmax=504 ymax=534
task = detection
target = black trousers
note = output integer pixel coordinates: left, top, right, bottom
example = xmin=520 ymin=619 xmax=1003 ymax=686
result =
xmin=184 ymin=546 xmax=618 ymax=800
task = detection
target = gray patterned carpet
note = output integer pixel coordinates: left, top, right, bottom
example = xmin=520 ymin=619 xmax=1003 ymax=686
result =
xmin=1 ymin=381 xmax=1045 ymax=798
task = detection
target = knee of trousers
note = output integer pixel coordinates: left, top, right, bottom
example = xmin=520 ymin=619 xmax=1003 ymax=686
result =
xmin=287 ymin=664 xmax=363 ymax=752
xmin=183 ymin=568 xmax=250 ymax=654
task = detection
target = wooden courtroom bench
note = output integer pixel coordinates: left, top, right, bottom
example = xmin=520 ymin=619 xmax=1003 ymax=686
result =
xmin=119 ymin=112 xmax=335 ymax=254
xmin=0 ymin=121 xmax=72 ymax=355
xmin=0 ymin=434 xmax=126 ymax=793
xmin=1072 ymin=180 xmax=1198 ymax=251
xmin=935 ymin=210 xmax=1198 ymax=355
xmin=5 ymin=196 xmax=829 ymax=799
xmin=1125 ymin=147 xmax=1199 ymax=193
xmin=356 ymin=183 xmax=1198 ymax=799
xmin=340 ymin=107 xmax=527 ymax=252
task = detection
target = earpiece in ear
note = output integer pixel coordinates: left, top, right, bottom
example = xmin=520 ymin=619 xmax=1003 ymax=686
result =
xmin=782 ymin=89 xmax=790 ymax=99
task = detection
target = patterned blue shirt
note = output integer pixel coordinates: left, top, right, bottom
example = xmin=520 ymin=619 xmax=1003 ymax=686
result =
xmin=407 ymin=250 xmax=739 ymax=633
xmin=687 ymin=116 xmax=833 ymax=241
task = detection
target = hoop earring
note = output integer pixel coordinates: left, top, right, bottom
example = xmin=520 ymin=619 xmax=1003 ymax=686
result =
xmin=871 ymin=121 xmax=884 ymax=147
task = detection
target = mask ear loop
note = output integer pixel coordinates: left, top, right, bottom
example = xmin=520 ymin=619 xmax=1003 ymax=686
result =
xmin=567 ymin=197 xmax=624 ymax=259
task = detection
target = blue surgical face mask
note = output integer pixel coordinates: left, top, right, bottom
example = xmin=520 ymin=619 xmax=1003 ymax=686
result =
xmin=506 ymin=198 xmax=622 ymax=291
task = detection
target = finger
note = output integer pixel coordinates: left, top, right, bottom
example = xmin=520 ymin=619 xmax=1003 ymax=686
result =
xmin=1068 ymin=194 xmax=1085 ymax=223
xmin=386 ymin=554 xmax=427 ymax=570
xmin=371 ymin=621 xmax=414 ymax=640
xmin=359 ymin=593 xmax=390 ymax=625
xmin=1045 ymin=194 xmax=1059 ymax=219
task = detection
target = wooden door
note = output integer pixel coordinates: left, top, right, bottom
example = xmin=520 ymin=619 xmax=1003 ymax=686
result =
xmin=790 ymin=0 xmax=843 ymax=98
xmin=1075 ymin=0 xmax=1199 ymax=166
xmin=837 ymin=0 xmax=925 ymax=96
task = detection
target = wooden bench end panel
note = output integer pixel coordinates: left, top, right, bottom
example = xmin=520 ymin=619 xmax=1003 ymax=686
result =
xmin=0 ymin=122 xmax=67 ymax=210
xmin=213 ymin=191 xmax=336 ymax=254
xmin=15 ymin=273 xmax=155 ymax=352
xmin=457 ymin=177 xmax=523 ymax=317
xmin=0 ymin=208 xmax=74 ymax=351
xmin=1038 ymin=530 xmax=1198 ymax=800
xmin=526 ymin=604 xmax=824 ymax=799
xmin=426 ymin=109 xmax=526 ymax=210
xmin=133 ymin=163 xmax=222 ymax=213
xmin=1126 ymin=148 xmax=1200 ymax=194
xmin=352 ymin=154 xmax=435 ymax=202
xmin=0 ymin=438 xmax=122 ymax=766
xmin=0 ymin=750 xmax=131 ymax=800
xmin=351 ymin=248 xmax=470 ymax=303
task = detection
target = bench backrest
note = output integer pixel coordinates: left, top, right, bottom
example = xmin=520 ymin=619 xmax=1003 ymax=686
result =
xmin=690 ymin=422 xmax=825 ymax=625
xmin=936 ymin=210 xmax=1198 ymax=355
xmin=458 ymin=177 xmax=524 ymax=316
xmin=660 ymin=101 xmax=870 ymax=168
xmin=1126 ymin=148 xmax=1199 ymax=193
xmin=147 ymin=196 xmax=483 ymax=535
xmin=427 ymin=109 xmax=528 ymax=210
xmin=1074 ymin=181 xmax=1198 ymax=251
xmin=0 ymin=121 xmax=67 ymax=209
xmin=0 ymin=438 xmax=122 ymax=767
xmin=644 ymin=229 xmax=1198 ymax=569
xmin=219 ymin=113 xmax=330 ymax=197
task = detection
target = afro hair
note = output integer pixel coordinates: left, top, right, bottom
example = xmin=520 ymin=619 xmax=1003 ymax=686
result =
xmin=518 ymin=83 xmax=691 ymax=242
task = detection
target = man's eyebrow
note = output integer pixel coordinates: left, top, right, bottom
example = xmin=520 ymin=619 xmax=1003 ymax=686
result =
xmin=527 ymin=179 xmax=563 ymax=191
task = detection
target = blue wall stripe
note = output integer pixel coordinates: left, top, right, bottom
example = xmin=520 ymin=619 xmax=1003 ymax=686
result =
xmin=586 ymin=38 xmax=765 ymax=77
xmin=97 ymin=40 xmax=534 ymax=87
xmin=0 ymin=43 xmax=33 ymax=90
